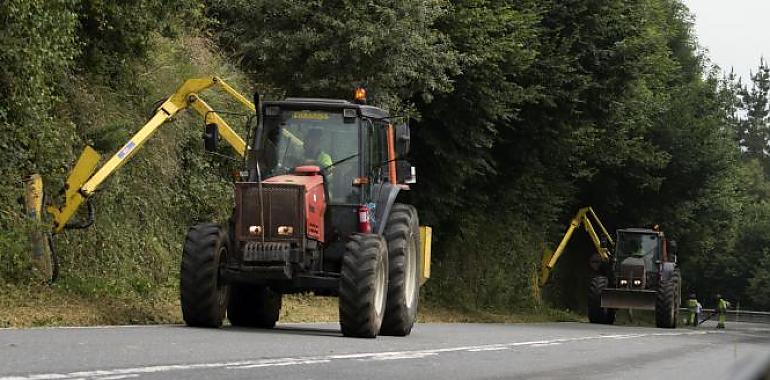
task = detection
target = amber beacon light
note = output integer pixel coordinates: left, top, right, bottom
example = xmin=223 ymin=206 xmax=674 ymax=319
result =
xmin=354 ymin=87 xmax=367 ymax=104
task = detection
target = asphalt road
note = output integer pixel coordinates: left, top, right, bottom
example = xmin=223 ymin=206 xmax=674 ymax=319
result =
xmin=1 ymin=320 xmax=768 ymax=380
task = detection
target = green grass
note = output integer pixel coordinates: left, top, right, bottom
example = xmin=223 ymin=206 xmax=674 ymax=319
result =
xmin=0 ymin=283 xmax=581 ymax=328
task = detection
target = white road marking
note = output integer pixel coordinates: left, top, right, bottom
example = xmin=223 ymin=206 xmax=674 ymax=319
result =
xmin=228 ymin=359 xmax=332 ymax=369
xmin=0 ymin=325 xmax=180 ymax=331
xmin=530 ymin=342 xmax=562 ymax=347
xmin=94 ymin=375 xmax=140 ymax=380
xmin=0 ymin=330 xmax=718 ymax=380
xmin=358 ymin=352 xmax=439 ymax=361
xmin=467 ymin=346 xmax=512 ymax=352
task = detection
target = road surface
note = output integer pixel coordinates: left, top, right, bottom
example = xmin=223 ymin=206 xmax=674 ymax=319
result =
xmin=1 ymin=320 xmax=768 ymax=379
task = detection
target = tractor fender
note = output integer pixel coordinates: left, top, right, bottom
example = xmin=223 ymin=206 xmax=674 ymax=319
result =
xmin=371 ymin=183 xmax=400 ymax=235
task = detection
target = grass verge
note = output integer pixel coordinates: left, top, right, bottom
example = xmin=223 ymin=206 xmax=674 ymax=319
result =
xmin=0 ymin=284 xmax=581 ymax=328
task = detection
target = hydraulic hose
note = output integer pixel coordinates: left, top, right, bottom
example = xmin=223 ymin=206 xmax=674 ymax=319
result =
xmin=64 ymin=199 xmax=95 ymax=230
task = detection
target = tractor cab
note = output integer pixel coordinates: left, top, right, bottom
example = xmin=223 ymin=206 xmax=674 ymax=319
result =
xmin=255 ymin=100 xmax=364 ymax=204
xmin=614 ymin=229 xmax=663 ymax=289
xmin=251 ymin=97 xmax=414 ymax=237
xmin=232 ymin=95 xmax=417 ymax=279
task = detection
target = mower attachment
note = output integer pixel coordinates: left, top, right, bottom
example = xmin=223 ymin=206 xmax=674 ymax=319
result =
xmin=23 ymin=174 xmax=57 ymax=282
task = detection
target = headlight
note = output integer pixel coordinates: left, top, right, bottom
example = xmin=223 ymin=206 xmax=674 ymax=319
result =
xmin=633 ymin=279 xmax=642 ymax=286
xmin=620 ymin=279 xmax=628 ymax=286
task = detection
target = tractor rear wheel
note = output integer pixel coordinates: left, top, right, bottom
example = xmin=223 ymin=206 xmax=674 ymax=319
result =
xmin=588 ymin=276 xmax=616 ymax=324
xmin=339 ymin=234 xmax=388 ymax=338
xmin=228 ymin=284 xmax=282 ymax=328
xmin=380 ymin=204 xmax=421 ymax=336
xmin=180 ymin=223 xmax=229 ymax=327
xmin=655 ymin=271 xmax=680 ymax=328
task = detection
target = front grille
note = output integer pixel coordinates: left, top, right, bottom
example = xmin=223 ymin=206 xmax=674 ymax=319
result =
xmin=242 ymin=241 xmax=291 ymax=263
xmin=235 ymin=182 xmax=306 ymax=242
xmin=618 ymin=257 xmax=647 ymax=287
xmin=620 ymin=264 xmax=645 ymax=279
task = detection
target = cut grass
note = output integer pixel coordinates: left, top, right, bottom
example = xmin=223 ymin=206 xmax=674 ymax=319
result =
xmin=0 ymin=284 xmax=581 ymax=328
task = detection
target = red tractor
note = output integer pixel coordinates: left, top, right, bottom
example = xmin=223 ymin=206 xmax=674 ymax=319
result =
xmin=181 ymin=93 xmax=432 ymax=338
xmin=24 ymin=78 xmax=431 ymax=338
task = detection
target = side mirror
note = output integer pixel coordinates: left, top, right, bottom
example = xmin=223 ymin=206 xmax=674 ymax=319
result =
xmin=204 ymin=123 xmax=219 ymax=152
xmin=396 ymin=161 xmax=417 ymax=184
xmin=669 ymin=240 xmax=678 ymax=263
xmin=669 ymin=240 xmax=678 ymax=255
xmin=395 ymin=123 xmax=410 ymax=156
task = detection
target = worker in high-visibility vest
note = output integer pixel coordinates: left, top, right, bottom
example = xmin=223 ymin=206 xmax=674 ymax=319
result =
xmin=686 ymin=292 xmax=699 ymax=327
xmin=715 ymin=294 xmax=730 ymax=329
xmin=304 ymin=128 xmax=333 ymax=169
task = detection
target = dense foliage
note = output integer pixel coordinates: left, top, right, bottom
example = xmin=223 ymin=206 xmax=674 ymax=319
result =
xmin=1 ymin=0 xmax=769 ymax=311
xmin=0 ymin=0 xmax=241 ymax=295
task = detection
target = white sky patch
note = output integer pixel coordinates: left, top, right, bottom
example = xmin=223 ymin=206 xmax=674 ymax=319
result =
xmin=682 ymin=0 xmax=770 ymax=82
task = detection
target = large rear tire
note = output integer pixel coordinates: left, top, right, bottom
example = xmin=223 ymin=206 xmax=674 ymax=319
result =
xmin=380 ymin=204 xmax=421 ymax=336
xmin=228 ymin=284 xmax=282 ymax=328
xmin=180 ymin=223 xmax=229 ymax=327
xmin=588 ymin=276 xmax=616 ymax=324
xmin=655 ymin=271 xmax=680 ymax=329
xmin=339 ymin=234 xmax=388 ymax=338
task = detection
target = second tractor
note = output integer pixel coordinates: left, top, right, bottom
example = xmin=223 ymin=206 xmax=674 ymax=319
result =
xmin=539 ymin=207 xmax=681 ymax=328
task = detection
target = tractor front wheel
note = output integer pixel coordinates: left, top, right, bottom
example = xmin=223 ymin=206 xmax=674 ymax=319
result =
xmin=180 ymin=223 xmax=229 ymax=327
xmin=655 ymin=271 xmax=680 ymax=329
xmin=588 ymin=276 xmax=616 ymax=324
xmin=380 ymin=204 xmax=421 ymax=336
xmin=339 ymin=234 xmax=388 ymax=338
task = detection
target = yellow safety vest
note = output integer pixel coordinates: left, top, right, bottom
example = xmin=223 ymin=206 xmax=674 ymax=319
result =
xmin=318 ymin=152 xmax=332 ymax=168
xmin=717 ymin=299 xmax=729 ymax=312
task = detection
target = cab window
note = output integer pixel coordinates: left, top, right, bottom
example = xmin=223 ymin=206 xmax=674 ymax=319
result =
xmin=258 ymin=109 xmax=360 ymax=204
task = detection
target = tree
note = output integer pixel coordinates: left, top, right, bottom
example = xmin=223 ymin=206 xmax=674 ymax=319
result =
xmin=737 ymin=59 xmax=770 ymax=164
xmin=206 ymin=0 xmax=458 ymax=110
xmin=747 ymin=250 xmax=770 ymax=309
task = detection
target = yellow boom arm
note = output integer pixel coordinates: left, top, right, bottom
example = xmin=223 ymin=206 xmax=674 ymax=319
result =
xmin=47 ymin=76 xmax=253 ymax=232
xmin=538 ymin=207 xmax=614 ymax=286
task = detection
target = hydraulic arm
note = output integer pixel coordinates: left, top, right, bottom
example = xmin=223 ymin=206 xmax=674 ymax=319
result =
xmin=538 ymin=207 xmax=614 ymax=286
xmin=23 ymin=76 xmax=254 ymax=282
xmin=44 ymin=77 xmax=253 ymax=233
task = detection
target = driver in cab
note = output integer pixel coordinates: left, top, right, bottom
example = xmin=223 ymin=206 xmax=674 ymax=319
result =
xmin=303 ymin=128 xmax=333 ymax=169
xmin=630 ymin=237 xmax=655 ymax=270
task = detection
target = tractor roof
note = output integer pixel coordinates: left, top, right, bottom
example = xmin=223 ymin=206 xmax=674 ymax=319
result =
xmin=617 ymin=228 xmax=661 ymax=235
xmin=264 ymin=98 xmax=389 ymax=119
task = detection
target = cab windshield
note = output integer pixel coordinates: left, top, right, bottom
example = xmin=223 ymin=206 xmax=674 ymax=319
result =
xmin=257 ymin=109 xmax=359 ymax=203
xmin=617 ymin=232 xmax=659 ymax=260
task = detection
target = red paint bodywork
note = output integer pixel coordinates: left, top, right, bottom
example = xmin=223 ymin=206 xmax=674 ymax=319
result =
xmin=264 ymin=173 xmax=326 ymax=242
